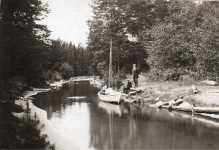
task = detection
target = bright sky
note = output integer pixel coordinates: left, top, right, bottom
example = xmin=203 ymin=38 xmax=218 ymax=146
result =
xmin=42 ymin=0 xmax=93 ymax=47
xmin=41 ymin=0 xmax=216 ymax=47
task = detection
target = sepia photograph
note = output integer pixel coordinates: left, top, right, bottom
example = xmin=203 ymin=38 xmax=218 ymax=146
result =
xmin=0 ymin=0 xmax=219 ymax=149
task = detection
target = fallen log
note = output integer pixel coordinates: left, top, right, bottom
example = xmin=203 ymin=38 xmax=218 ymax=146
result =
xmin=159 ymin=101 xmax=219 ymax=114
xmin=194 ymin=107 xmax=219 ymax=114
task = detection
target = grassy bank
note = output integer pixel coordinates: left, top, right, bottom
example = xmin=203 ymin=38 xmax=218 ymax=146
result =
xmin=125 ymin=74 xmax=219 ymax=107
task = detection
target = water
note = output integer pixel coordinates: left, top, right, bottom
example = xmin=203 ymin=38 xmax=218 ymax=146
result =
xmin=33 ymin=80 xmax=219 ymax=150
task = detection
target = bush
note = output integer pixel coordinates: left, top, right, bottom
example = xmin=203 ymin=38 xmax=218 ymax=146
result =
xmin=148 ymin=68 xmax=188 ymax=81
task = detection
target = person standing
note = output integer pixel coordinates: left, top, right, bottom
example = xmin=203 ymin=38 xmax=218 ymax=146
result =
xmin=123 ymin=79 xmax=132 ymax=94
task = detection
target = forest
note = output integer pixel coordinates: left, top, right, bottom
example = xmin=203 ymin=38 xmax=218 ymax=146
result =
xmin=0 ymin=1 xmax=91 ymax=148
xmin=0 ymin=0 xmax=218 ymax=104
xmin=0 ymin=0 xmax=91 ymax=103
xmin=88 ymin=0 xmax=219 ymax=81
xmin=0 ymin=0 xmax=218 ymax=149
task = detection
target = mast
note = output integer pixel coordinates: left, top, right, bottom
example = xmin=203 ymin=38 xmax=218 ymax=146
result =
xmin=108 ymin=38 xmax=113 ymax=87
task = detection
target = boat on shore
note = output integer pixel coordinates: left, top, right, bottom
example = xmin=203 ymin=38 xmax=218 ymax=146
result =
xmin=98 ymin=88 xmax=122 ymax=104
xmin=98 ymin=39 xmax=122 ymax=104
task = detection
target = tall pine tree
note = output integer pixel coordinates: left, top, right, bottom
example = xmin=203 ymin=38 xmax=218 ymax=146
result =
xmin=0 ymin=0 xmax=50 ymax=101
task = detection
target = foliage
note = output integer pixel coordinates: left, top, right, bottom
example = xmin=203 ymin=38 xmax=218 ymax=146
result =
xmin=190 ymin=1 xmax=219 ymax=79
xmin=49 ymin=40 xmax=92 ymax=80
xmin=0 ymin=0 xmax=92 ymax=102
xmin=87 ymin=0 xmax=148 ymax=77
xmin=0 ymin=0 xmax=51 ymax=96
xmin=88 ymin=0 xmax=219 ymax=81
xmin=141 ymin=0 xmax=219 ymax=80
xmin=0 ymin=112 xmax=51 ymax=149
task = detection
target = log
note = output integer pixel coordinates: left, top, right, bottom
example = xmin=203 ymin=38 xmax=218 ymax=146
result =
xmin=194 ymin=107 xmax=219 ymax=114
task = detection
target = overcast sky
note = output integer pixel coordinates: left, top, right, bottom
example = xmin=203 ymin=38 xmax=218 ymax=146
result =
xmin=42 ymin=0 xmax=217 ymax=46
xmin=42 ymin=0 xmax=93 ymax=47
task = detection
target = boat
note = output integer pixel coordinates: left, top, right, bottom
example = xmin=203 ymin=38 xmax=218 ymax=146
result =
xmin=98 ymin=39 xmax=122 ymax=104
xmin=98 ymin=88 xmax=122 ymax=104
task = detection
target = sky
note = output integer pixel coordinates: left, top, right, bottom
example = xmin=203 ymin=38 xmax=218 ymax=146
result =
xmin=41 ymin=0 xmax=217 ymax=47
xmin=42 ymin=0 xmax=93 ymax=47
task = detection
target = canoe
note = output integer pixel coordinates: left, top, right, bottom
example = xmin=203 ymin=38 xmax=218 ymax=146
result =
xmin=98 ymin=88 xmax=122 ymax=104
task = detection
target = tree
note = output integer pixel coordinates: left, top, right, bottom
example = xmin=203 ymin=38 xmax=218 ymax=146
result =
xmin=0 ymin=0 xmax=50 ymax=101
xmin=141 ymin=0 xmax=219 ymax=80
xmin=49 ymin=40 xmax=92 ymax=80
xmin=88 ymin=0 xmax=148 ymax=77
xmin=190 ymin=1 xmax=219 ymax=79
xmin=1 ymin=0 xmax=50 ymax=82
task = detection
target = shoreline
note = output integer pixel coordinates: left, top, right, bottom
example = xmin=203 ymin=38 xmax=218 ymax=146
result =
xmin=121 ymin=75 xmax=219 ymax=120
xmin=12 ymin=76 xmax=98 ymax=149
xmin=10 ymin=75 xmax=219 ymax=148
xmin=90 ymin=74 xmax=219 ymax=121
xmin=14 ymin=76 xmax=99 ymax=119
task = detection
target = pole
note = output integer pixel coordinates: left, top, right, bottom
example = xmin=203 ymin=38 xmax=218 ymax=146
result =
xmin=108 ymin=38 xmax=112 ymax=87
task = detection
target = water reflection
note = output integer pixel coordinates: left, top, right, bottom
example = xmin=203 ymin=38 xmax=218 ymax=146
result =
xmin=49 ymin=103 xmax=91 ymax=150
xmin=34 ymin=81 xmax=96 ymax=119
xmin=90 ymin=103 xmax=219 ymax=150
xmin=33 ymin=81 xmax=219 ymax=150
xmin=98 ymin=101 xmax=123 ymax=116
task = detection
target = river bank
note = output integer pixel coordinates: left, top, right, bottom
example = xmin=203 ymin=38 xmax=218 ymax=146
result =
xmin=14 ymin=76 xmax=98 ymax=124
xmin=133 ymin=75 xmax=219 ymax=106
xmin=3 ymin=74 xmax=218 ymax=149
xmin=11 ymin=76 xmax=98 ymax=150
xmin=121 ymin=74 xmax=219 ymax=120
xmin=29 ymin=80 xmax=219 ymax=150
xmin=92 ymin=74 xmax=219 ymax=108
xmin=5 ymin=75 xmax=219 ymax=149
xmin=0 ymin=89 xmax=53 ymax=149
xmin=71 ymin=75 xmax=219 ymax=122
xmin=0 ymin=76 xmax=97 ymax=149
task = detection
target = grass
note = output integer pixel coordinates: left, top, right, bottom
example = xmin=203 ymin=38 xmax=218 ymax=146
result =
xmin=128 ymin=74 xmax=219 ymax=107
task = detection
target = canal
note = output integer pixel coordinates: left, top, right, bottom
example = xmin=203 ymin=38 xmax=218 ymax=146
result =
xmin=33 ymin=80 xmax=219 ymax=150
